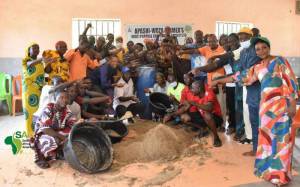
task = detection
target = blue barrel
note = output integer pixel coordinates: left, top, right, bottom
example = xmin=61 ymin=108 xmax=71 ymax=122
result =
xmin=136 ymin=65 xmax=156 ymax=119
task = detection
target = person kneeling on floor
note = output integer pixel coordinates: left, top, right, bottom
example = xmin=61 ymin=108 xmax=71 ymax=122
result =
xmin=185 ymin=80 xmax=223 ymax=147
xmin=32 ymin=89 xmax=82 ymax=169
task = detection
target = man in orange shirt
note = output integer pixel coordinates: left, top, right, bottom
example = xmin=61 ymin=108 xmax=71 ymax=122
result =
xmin=64 ymin=41 xmax=99 ymax=81
xmin=180 ymin=34 xmax=225 ymax=83
xmin=179 ymin=34 xmax=226 ymax=131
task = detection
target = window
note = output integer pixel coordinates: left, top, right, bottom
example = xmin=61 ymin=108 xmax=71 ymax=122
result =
xmin=72 ymin=18 xmax=121 ymax=48
xmin=215 ymin=21 xmax=254 ymax=39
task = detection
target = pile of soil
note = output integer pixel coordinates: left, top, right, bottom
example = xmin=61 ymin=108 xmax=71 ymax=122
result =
xmin=113 ymin=122 xmax=207 ymax=164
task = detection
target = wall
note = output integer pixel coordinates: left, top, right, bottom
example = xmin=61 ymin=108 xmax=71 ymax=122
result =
xmin=0 ymin=0 xmax=299 ymax=74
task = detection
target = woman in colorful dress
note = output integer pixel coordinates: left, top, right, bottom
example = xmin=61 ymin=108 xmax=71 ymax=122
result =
xmin=22 ymin=43 xmax=45 ymax=137
xmin=241 ymin=37 xmax=298 ymax=186
xmin=43 ymin=41 xmax=69 ymax=84
xmin=33 ymin=89 xmax=79 ymax=168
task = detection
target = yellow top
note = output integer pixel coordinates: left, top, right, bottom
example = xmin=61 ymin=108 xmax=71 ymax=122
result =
xmin=43 ymin=50 xmax=69 ymax=84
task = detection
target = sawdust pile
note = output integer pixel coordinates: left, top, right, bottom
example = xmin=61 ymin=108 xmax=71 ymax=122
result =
xmin=114 ymin=123 xmax=207 ymax=164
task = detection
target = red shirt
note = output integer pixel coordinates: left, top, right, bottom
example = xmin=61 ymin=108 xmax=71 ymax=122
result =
xmin=196 ymin=89 xmax=222 ymax=117
xmin=181 ymin=86 xmax=198 ymax=112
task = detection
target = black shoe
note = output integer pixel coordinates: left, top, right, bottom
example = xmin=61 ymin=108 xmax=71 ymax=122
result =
xmin=233 ymin=133 xmax=244 ymax=141
xmin=238 ymin=138 xmax=252 ymax=145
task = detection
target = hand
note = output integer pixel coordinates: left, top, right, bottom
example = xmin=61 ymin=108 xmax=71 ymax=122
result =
xmin=177 ymin=50 xmax=184 ymax=56
xmin=43 ymin=57 xmax=56 ymax=63
xmin=169 ymin=94 xmax=176 ymax=101
xmin=144 ymin=88 xmax=150 ymax=93
xmin=113 ymin=83 xmax=125 ymax=87
xmin=182 ymin=101 xmax=191 ymax=109
xmin=287 ymin=99 xmax=296 ymax=118
xmin=116 ymin=83 xmax=125 ymax=87
xmin=87 ymin=23 xmax=92 ymax=28
xmin=58 ymin=134 xmax=67 ymax=142
xmin=242 ymin=77 xmax=250 ymax=85
xmin=99 ymin=115 xmax=109 ymax=120
xmin=188 ymin=101 xmax=197 ymax=106
xmin=190 ymin=68 xmax=200 ymax=76
xmin=121 ymin=47 xmax=125 ymax=53
xmin=75 ymin=118 xmax=85 ymax=125
xmin=106 ymin=97 xmax=112 ymax=105
xmin=163 ymin=114 xmax=173 ymax=123
xmin=131 ymin=96 xmax=139 ymax=102
xmin=210 ymin=80 xmax=219 ymax=88
xmin=89 ymin=117 xmax=98 ymax=122
xmin=94 ymin=53 xmax=102 ymax=61
xmin=74 ymin=79 xmax=83 ymax=85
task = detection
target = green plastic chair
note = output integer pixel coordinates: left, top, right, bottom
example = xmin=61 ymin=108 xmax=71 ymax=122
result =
xmin=0 ymin=72 xmax=12 ymax=115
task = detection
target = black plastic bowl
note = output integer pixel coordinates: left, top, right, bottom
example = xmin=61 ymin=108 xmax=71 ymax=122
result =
xmin=63 ymin=123 xmax=113 ymax=174
xmin=95 ymin=121 xmax=128 ymax=144
xmin=149 ymin=92 xmax=172 ymax=115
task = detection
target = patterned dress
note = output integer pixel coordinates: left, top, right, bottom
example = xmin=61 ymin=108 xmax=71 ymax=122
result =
xmin=34 ymin=103 xmax=75 ymax=159
xmin=43 ymin=50 xmax=69 ymax=84
xmin=22 ymin=43 xmax=45 ymax=137
xmin=242 ymin=56 xmax=298 ymax=185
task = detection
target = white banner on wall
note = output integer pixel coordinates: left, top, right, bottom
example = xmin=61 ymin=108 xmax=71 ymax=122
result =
xmin=125 ymin=24 xmax=193 ymax=45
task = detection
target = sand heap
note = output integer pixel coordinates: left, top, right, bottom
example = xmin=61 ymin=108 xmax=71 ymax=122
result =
xmin=114 ymin=123 xmax=199 ymax=163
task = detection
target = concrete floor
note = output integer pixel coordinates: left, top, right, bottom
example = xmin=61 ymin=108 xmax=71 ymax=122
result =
xmin=0 ymin=115 xmax=299 ymax=187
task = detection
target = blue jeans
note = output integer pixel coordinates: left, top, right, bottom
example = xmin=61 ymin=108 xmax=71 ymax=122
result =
xmin=248 ymin=105 xmax=259 ymax=152
xmin=235 ymin=86 xmax=244 ymax=136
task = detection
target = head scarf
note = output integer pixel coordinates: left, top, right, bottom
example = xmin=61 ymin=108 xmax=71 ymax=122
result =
xmin=24 ymin=42 xmax=39 ymax=61
xmin=250 ymin=36 xmax=271 ymax=48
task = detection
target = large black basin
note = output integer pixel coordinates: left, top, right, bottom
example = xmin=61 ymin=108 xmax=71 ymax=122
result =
xmin=63 ymin=123 xmax=113 ymax=174
xmin=149 ymin=92 xmax=172 ymax=115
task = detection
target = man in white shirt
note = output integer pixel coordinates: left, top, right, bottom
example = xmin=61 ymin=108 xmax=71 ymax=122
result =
xmin=113 ymin=67 xmax=145 ymax=118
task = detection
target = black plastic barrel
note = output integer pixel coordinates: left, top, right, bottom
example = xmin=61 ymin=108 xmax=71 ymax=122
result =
xmin=63 ymin=123 xmax=113 ymax=174
xmin=149 ymin=92 xmax=172 ymax=115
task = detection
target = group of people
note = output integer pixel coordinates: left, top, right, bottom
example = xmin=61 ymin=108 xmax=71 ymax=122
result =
xmin=21 ymin=24 xmax=298 ymax=186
